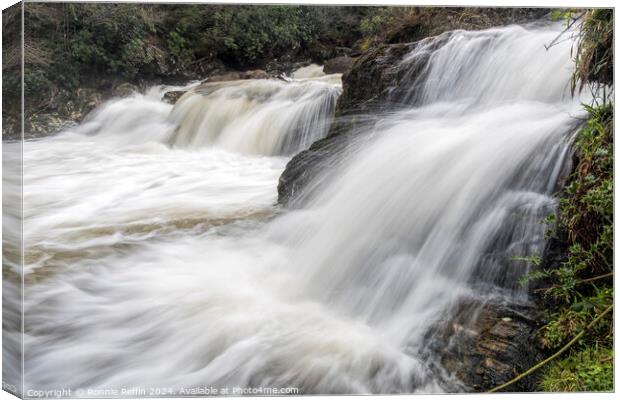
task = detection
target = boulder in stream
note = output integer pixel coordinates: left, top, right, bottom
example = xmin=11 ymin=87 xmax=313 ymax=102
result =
xmin=323 ymin=56 xmax=356 ymax=74
xmin=163 ymin=90 xmax=187 ymax=105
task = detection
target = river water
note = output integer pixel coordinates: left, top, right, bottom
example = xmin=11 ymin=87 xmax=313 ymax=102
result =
xmin=3 ymin=22 xmax=587 ymax=394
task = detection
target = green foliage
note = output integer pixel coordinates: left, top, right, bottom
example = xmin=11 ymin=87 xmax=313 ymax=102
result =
xmin=3 ymin=70 xmax=22 ymax=102
xmin=541 ymin=345 xmax=613 ymax=391
xmin=512 ymin=255 xmax=542 ymax=266
xmin=359 ymin=8 xmax=394 ymax=37
xmin=517 ymin=268 xmax=548 ymax=288
xmin=533 ymin=102 xmax=613 ymax=392
xmin=518 ymin=19 xmax=613 ymax=385
xmin=118 ymin=38 xmax=156 ymax=78
xmin=550 ymin=9 xmax=574 ymax=22
xmin=514 ymin=255 xmax=544 ymax=287
xmin=517 ymin=13 xmax=614 ymax=385
xmin=572 ymin=9 xmax=613 ymax=93
xmin=356 ymin=6 xmax=417 ymax=49
xmin=68 ymin=29 xmax=106 ymax=66
xmin=19 ymin=3 xmax=378 ymax=87
xmin=559 ymin=103 xmax=613 ymax=274
xmin=21 ymin=3 xmax=163 ymax=86
xmin=209 ymin=6 xmax=319 ymax=65
xmin=23 ymin=68 xmax=53 ymax=97
xmin=63 ymin=4 xmax=158 ymax=78
xmin=356 ymin=7 xmax=551 ymax=50
xmin=540 ymin=286 xmax=612 ymax=348
xmin=11 ymin=3 xmax=383 ymax=127
xmin=166 ymin=31 xmax=193 ymax=69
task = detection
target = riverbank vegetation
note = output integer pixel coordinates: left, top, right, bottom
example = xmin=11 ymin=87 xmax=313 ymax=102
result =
xmin=537 ymin=101 xmax=613 ymax=391
xmin=2 ymin=3 xmax=375 ymax=138
xmin=4 ymin=4 xmax=374 ymax=105
xmin=528 ymin=9 xmax=613 ymax=392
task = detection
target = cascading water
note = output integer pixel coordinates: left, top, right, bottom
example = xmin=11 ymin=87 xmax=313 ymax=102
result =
xmin=5 ymin=22 xmax=589 ymax=394
xmin=290 ymin=63 xmax=327 ymax=79
xmin=169 ymin=74 xmax=341 ymax=155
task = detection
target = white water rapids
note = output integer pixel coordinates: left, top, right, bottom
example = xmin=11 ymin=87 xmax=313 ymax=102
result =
xmin=4 ymin=23 xmax=589 ymax=394
xmin=170 ymin=73 xmax=341 ymax=155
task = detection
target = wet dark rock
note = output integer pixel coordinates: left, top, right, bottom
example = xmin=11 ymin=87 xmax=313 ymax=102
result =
xmin=278 ymin=133 xmax=350 ymax=206
xmin=112 ymin=82 xmax=139 ymax=98
xmin=323 ymin=56 xmax=356 ymax=74
xmin=75 ymin=88 xmax=103 ymax=115
xmin=264 ymin=56 xmax=307 ymax=76
xmin=163 ymin=90 xmax=187 ymax=105
xmin=336 ymin=43 xmax=417 ymax=117
xmin=208 ymin=71 xmax=243 ymax=82
xmin=385 ymin=22 xmax=428 ymax=45
xmin=208 ymin=69 xmax=271 ymax=82
xmin=335 ymin=46 xmax=355 ymax=56
xmin=430 ymin=301 xmax=544 ymax=392
xmin=45 ymin=87 xmax=101 ymax=120
xmin=241 ymin=69 xmax=270 ymax=80
xmin=307 ymin=43 xmax=353 ymax=64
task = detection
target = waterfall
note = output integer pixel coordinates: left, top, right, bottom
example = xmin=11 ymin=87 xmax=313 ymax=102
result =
xmin=169 ymin=74 xmax=341 ymax=156
xmin=390 ymin=24 xmax=578 ymax=106
xmin=9 ymin=22 xmax=587 ymax=394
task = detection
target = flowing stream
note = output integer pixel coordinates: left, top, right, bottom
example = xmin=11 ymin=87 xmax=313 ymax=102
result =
xmin=4 ymin=22 xmax=588 ymax=394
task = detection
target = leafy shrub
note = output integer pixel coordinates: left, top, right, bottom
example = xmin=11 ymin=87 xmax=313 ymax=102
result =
xmin=559 ymin=103 xmax=613 ymax=276
xmin=118 ymin=38 xmax=156 ymax=78
xmin=23 ymin=68 xmax=53 ymax=97
xmin=359 ymin=8 xmax=395 ymax=37
xmin=166 ymin=31 xmax=194 ymax=69
xmin=208 ymin=6 xmax=319 ymax=66
xmin=72 ymin=4 xmax=157 ymax=76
